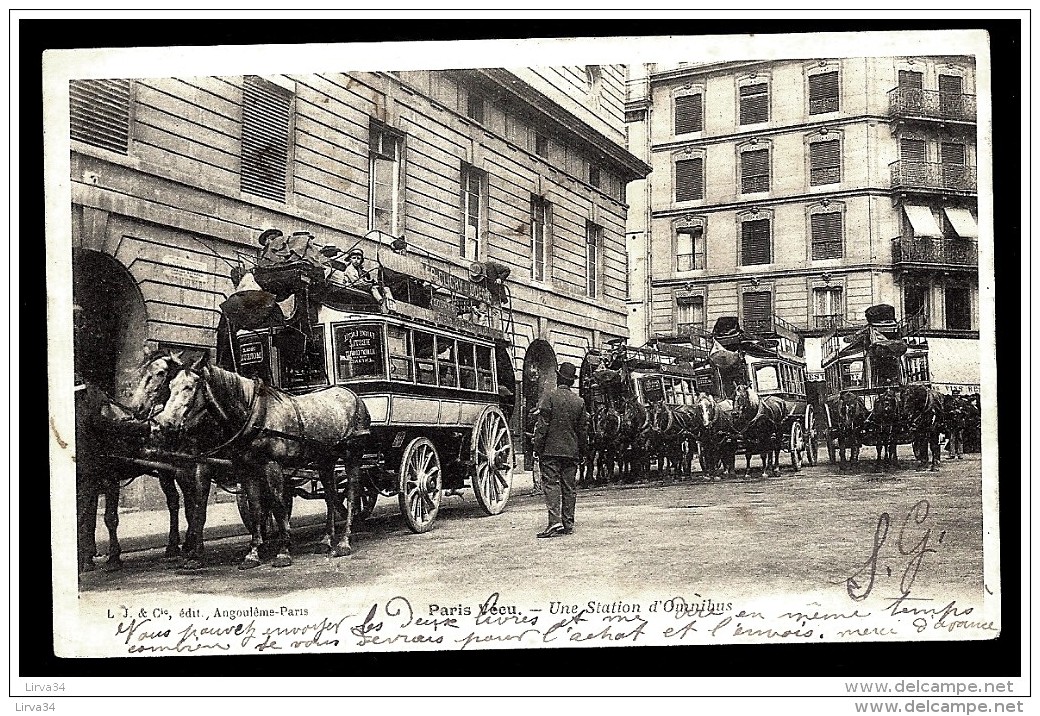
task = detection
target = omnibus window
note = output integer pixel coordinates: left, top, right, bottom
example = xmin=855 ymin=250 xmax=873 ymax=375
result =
xmin=664 ymin=377 xmax=676 ymax=403
xmin=755 ymin=365 xmax=780 ymax=392
xmin=437 ymin=336 xmax=458 ymax=387
xmin=458 ymin=341 xmax=477 ymax=389
xmin=414 ymin=331 xmax=437 ymax=385
xmin=904 ymin=354 xmax=930 ymax=383
xmin=334 ymin=323 xmax=385 ymax=380
xmin=841 ymin=360 xmax=864 ymax=388
xmin=387 ymin=325 xmax=413 ymax=382
xmin=476 ymin=344 xmax=494 ymax=392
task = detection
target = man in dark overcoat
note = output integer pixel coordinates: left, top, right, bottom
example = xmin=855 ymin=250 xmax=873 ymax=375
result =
xmin=531 ymin=361 xmax=589 ymax=538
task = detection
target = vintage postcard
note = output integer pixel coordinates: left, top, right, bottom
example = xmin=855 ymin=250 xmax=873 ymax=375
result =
xmin=42 ymin=28 xmax=1001 ymax=666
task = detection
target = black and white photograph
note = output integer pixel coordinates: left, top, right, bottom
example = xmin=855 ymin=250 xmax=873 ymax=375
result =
xmin=31 ymin=20 xmax=1019 ymax=698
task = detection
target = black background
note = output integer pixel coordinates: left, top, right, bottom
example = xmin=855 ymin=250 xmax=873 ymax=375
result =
xmin=19 ymin=16 xmax=1023 ymax=687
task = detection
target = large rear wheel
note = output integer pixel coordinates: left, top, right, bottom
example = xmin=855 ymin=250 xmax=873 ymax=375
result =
xmin=805 ymin=406 xmax=819 ymax=467
xmin=789 ymin=421 xmax=805 ymax=471
xmin=472 ymin=406 xmax=514 ymax=515
xmin=398 ymin=437 xmax=442 ymax=533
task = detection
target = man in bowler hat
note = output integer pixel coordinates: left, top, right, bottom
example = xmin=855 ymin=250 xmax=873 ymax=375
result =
xmin=532 ymin=361 xmax=589 ymax=538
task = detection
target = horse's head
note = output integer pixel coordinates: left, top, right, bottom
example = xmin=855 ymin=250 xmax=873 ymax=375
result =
xmin=127 ymin=351 xmax=184 ymax=419
xmin=732 ymin=383 xmax=758 ymax=419
xmin=153 ymin=354 xmax=209 ymax=433
xmin=694 ymin=392 xmax=717 ymax=429
xmin=872 ymin=388 xmax=902 ymax=425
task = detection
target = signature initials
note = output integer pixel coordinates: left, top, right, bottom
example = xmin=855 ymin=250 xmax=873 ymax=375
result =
xmin=842 ymin=499 xmax=942 ymax=601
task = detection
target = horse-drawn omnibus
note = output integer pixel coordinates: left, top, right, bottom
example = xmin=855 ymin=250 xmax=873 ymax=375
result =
xmin=692 ymin=315 xmax=819 ymax=472
xmin=221 ymin=235 xmax=518 ymax=534
xmin=819 ymin=304 xmax=930 ymax=464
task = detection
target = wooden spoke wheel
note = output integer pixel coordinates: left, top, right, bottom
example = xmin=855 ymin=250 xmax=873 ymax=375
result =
xmin=398 ymin=437 xmax=442 ymax=533
xmin=472 ymin=406 xmax=514 ymax=515
xmin=805 ymin=407 xmax=819 ymax=467
xmin=789 ymin=421 xmax=805 ymax=471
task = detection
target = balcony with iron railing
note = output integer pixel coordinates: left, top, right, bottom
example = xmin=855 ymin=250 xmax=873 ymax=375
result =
xmin=888 ymin=87 xmax=977 ymax=125
xmin=892 ymin=236 xmax=978 ymax=270
xmin=890 ymin=161 xmax=976 ymax=195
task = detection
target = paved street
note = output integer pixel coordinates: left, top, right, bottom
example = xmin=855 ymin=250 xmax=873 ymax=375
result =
xmin=78 ymin=449 xmax=986 ymax=606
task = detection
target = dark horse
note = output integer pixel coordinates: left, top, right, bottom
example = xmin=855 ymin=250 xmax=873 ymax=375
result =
xmin=154 ymin=354 xmax=370 ymax=569
xmin=76 ymin=351 xmax=196 ymax=572
xmin=865 ymin=388 xmax=902 ymax=472
xmin=903 ymin=384 xmax=944 ymax=471
xmin=618 ymin=397 xmax=649 ymax=482
xmin=646 ymin=401 xmax=699 ymax=479
xmin=826 ymin=391 xmax=868 ymax=471
xmin=591 ymin=403 xmax=623 ymax=482
xmin=692 ymin=393 xmax=738 ymax=480
xmin=732 ymin=384 xmax=787 ymax=478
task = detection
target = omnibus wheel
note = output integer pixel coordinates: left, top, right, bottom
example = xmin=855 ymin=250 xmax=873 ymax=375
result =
xmin=472 ymin=406 xmax=514 ymax=515
xmin=398 ymin=437 xmax=442 ymax=533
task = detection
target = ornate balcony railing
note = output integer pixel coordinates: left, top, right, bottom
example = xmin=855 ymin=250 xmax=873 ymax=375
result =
xmin=888 ymin=87 xmax=977 ymax=124
xmin=890 ymin=161 xmax=976 ymax=194
xmin=892 ymin=236 xmax=978 ymax=268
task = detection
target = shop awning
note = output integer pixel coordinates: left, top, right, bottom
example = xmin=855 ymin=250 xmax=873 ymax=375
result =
xmin=903 ymin=205 xmax=943 ymax=238
xmin=943 ymin=207 xmax=979 ymax=239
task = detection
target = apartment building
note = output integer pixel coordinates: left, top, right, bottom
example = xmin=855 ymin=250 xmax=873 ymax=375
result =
xmin=69 ymin=66 xmax=648 ymax=506
xmin=625 ymin=57 xmax=980 ymax=388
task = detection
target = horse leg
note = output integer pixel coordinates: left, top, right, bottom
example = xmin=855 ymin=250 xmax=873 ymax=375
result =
xmin=182 ymin=464 xmax=211 ymax=570
xmin=76 ymin=470 xmax=100 ymax=573
xmin=100 ymin=479 xmax=123 ymax=571
xmin=176 ymin=468 xmax=200 ymax=557
xmin=315 ymin=461 xmax=338 ymax=555
xmin=929 ymin=431 xmax=941 ymax=471
xmin=158 ymin=472 xmax=182 ymax=559
xmin=264 ymin=462 xmax=292 ymax=568
xmin=239 ymin=469 xmax=264 ymax=570
xmin=331 ymin=458 xmax=357 ymax=557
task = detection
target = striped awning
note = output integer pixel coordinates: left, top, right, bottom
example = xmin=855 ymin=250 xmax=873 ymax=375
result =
xmin=903 ymin=205 xmax=943 ymax=239
xmin=943 ymin=208 xmax=979 ymax=239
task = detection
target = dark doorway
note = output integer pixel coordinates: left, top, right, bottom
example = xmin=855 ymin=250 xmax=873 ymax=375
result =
xmin=521 ymin=339 xmax=558 ymax=464
xmin=72 ymin=249 xmax=148 ymax=396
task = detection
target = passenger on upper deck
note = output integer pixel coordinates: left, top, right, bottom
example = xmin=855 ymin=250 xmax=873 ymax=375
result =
xmin=332 ymin=247 xmax=393 ymax=304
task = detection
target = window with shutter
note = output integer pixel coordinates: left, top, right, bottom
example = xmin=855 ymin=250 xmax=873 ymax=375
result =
xmin=674 ymin=94 xmax=703 ymax=134
xmin=70 ymin=78 xmax=132 ymax=154
xmin=938 ymin=74 xmax=965 ymax=118
xmin=941 ymin=142 xmax=966 ymax=165
xmin=531 ymin=196 xmax=552 ymax=282
xmin=813 ymin=287 xmax=843 ymax=328
xmin=740 ymin=218 xmax=771 ymax=266
xmin=241 ymin=76 xmax=292 ymax=203
xmin=460 ymin=163 xmax=485 ymax=259
xmin=808 ymin=71 xmax=839 ymax=114
xmin=676 ymin=226 xmax=705 ymax=271
xmin=586 ymin=222 xmax=602 ymax=298
xmin=809 ymin=139 xmax=841 ymax=185
xmin=811 ymin=212 xmax=843 ymax=260
xmin=535 ymin=133 xmax=549 ymax=158
xmin=739 ymin=82 xmax=768 ymax=125
xmin=898 ymin=70 xmax=924 ymax=89
xmin=900 ymin=138 xmax=926 ymax=163
xmin=741 ymin=149 xmax=769 ymax=193
xmin=589 ymin=163 xmax=600 ymax=188
xmin=676 ymin=296 xmax=705 ymax=329
xmin=369 ymin=120 xmax=402 ymax=233
xmin=675 ymin=157 xmax=704 ymax=201
xmin=742 ymin=291 xmax=772 ymax=332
